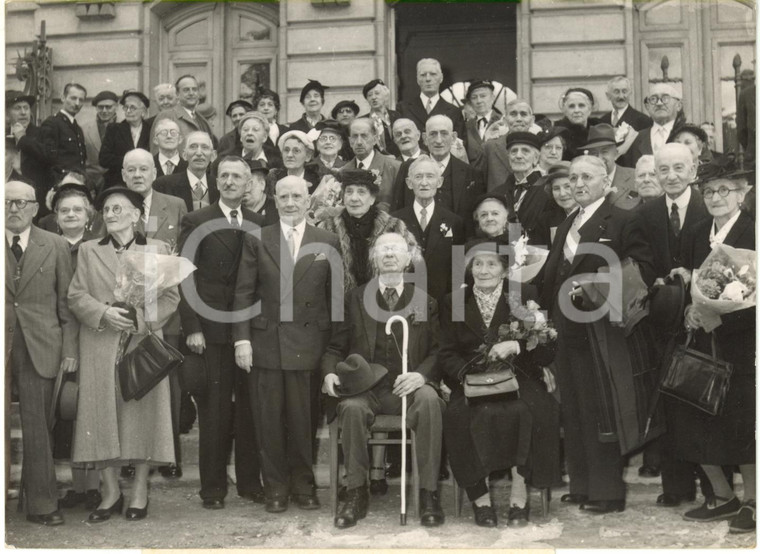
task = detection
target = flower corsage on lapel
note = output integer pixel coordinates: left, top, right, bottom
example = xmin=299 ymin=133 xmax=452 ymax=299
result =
xmin=439 ymin=222 xmax=453 ymax=238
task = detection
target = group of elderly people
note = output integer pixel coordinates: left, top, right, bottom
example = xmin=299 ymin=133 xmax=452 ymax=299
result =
xmin=5 ymin=60 xmax=756 ymax=537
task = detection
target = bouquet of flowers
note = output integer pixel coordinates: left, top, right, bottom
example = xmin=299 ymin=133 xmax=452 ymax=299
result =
xmin=114 ymin=249 xmax=196 ymax=308
xmin=690 ymin=243 xmax=756 ymax=332
xmin=306 ymin=175 xmax=343 ymax=226
xmin=498 ymin=297 xmax=558 ymax=351
xmin=508 ymin=235 xmax=550 ymax=283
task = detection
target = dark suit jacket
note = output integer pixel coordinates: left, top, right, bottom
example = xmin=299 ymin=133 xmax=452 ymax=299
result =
xmin=320 ymin=281 xmax=440 ymax=383
xmin=38 ymin=112 xmax=87 ymax=191
xmin=211 ymin=143 xmax=283 ymax=177
xmin=535 ymin=198 xmax=656 ymax=326
xmin=288 ymin=114 xmax=325 ymax=134
xmin=475 ymin=136 xmax=512 ymax=191
xmin=231 ymin=223 xmax=341 ymax=371
xmin=635 ymin=189 xmax=709 ymax=276
xmin=5 ymin=226 xmax=78 ymax=378
xmin=599 ymin=105 xmax=652 ymax=132
xmin=11 ymin=124 xmax=48 ymax=195
xmin=154 ymin=171 xmax=220 ymax=213
xmin=359 ymin=110 xmax=402 ymax=158
xmin=265 ymin=166 xmax=321 ymax=197
xmin=98 ymin=120 xmax=153 ymax=187
xmin=465 ymin=110 xmax=502 ymax=166
xmin=177 ymin=202 xmax=264 ymax=344
xmin=136 ymin=189 xmax=188 ymax=250
xmin=393 ymin=155 xmax=484 ymax=237
xmin=150 ymin=105 xmax=217 ymax=154
xmin=392 ymin=203 xmax=464 ymax=300
xmin=682 ymin=211 xmax=755 ymax=372
xmin=609 ymin=164 xmax=640 ymax=210
xmin=620 ymin=124 xmax=679 ymax=168
xmin=397 ymin=95 xmax=466 ymax=147
xmin=252 ymin=196 xmax=280 ymax=226
xmin=153 ymin=154 xmax=188 ymax=178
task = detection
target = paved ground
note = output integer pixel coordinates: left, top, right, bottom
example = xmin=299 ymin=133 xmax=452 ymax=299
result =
xmin=4 ymin=427 xmax=756 ymax=550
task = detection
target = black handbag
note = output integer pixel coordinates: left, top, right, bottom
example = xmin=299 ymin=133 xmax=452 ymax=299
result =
xmin=117 ymin=330 xmax=184 ymax=401
xmin=462 ymin=353 xmax=519 ymax=398
xmin=659 ymin=331 xmax=733 ymax=416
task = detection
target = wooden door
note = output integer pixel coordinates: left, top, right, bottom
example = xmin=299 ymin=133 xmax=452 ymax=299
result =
xmin=160 ymin=3 xmax=279 ymax=136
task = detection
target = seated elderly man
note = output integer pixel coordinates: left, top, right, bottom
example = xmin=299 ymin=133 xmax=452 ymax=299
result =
xmin=321 ymin=232 xmax=445 ymax=529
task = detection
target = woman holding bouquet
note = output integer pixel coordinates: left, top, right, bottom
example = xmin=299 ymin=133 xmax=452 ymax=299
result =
xmin=675 ymin=166 xmax=755 ymax=533
xmin=438 ymin=239 xmax=561 ymax=527
xmin=68 ymin=186 xmax=179 ymax=522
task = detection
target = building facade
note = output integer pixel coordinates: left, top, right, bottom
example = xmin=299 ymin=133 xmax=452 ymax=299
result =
xmin=5 ymin=0 xmax=756 ymax=152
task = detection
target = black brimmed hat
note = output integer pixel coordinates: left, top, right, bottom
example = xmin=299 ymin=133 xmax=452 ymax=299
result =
xmin=6 ymin=90 xmax=35 ymax=108
xmin=362 ymin=79 xmax=386 ymax=98
xmin=465 ymin=80 xmax=494 ymax=100
xmin=95 ymin=186 xmax=145 ymax=215
xmin=334 ymin=354 xmax=387 ymax=397
xmin=331 ymin=100 xmax=360 ymax=119
xmin=580 ymin=123 xmax=618 ymax=150
xmin=120 ymin=90 xmax=150 ymax=109
xmin=300 ymin=79 xmax=328 ymax=103
xmin=506 ymin=131 xmax=541 ymax=151
xmin=91 ymin=90 xmax=119 ymax=106
xmin=225 ymin=99 xmax=254 ymax=117
xmin=336 ymin=168 xmax=380 ymax=195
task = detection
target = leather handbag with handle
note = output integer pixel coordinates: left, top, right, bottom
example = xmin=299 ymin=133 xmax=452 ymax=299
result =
xmin=461 ymin=352 xmax=519 ymax=399
xmin=118 ymin=330 xmax=184 ymax=401
xmin=659 ymin=331 xmax=733 ymax=416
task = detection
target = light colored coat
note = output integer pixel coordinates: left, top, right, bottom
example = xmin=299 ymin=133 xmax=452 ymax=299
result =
xmin=68 ymin=238 xmax=178 ymax=464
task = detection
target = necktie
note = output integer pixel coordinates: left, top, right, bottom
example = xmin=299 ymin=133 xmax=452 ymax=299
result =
xmin=384 ymin=287 xmax=399 ymax=311
xmin=357 ymin=161 xmax=364 ymax=170
xmin=670 ymin=202 xmax=681 ymax=237
xmin=192 ymin=181 xmax=206 ymax=209
xmin=425 ymin=98 xmax=433 ymax=114
xmin=563 ymin=209 xmax=584 ymax=261
xmin=11 ymin=235 xmax=22 ymax=262
xmin=230 ymin=209 xmax=240 ymax=228
xmin=611 ymin=110 xmax=619 ymax=126
xmin=478 ymin=117 xmax=487 ymax=139
xmin=419 ymin=207 xmax=428 ymax=231
xmin=165 ymin=160 xmax=174 ymax=175
xmin=653 ymin=127 xmax=667 ymax=152
xmin=286 ymin=227 xmax=297 ymax=259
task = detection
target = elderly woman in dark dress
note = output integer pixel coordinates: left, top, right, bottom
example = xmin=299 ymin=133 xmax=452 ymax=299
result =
xmin=68 ymin=186 xmax=178 ymax=522
xmin=674 ymin=166 xmax=756 ymax=534
xmin=439 ymin=240 xmax=561 ymax=527
xmin=554 ymin=88 xmax=602 ymax=159
xmin=99 ymin=91 xmax=152 ymax=188
xmin=267 ymin=130 xmax=321 ymax=194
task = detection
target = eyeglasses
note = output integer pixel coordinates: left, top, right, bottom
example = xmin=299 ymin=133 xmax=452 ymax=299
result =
xmin=5 ymin=199 xmax=37 ymax=209
xmin=318 ymin=134 xmax=340 ymax=143
xmin=155 ymin=129 xmax=180 ymax=138
xmin=702 ymin=186 xmax=740 ymax=199
xmin=123 ymin=104 xmax=144 ymax=113
xmin=102 ymin=204 xmax=128 ymax=215
xmin=645 ymin=94 xmax=679 ymax=105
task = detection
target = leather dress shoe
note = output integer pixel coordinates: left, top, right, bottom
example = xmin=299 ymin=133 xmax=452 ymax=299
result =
xmin=292 ymin=493 xmax=320 ymax=510
xmin=335 ymin=487 xmax=369 ymax=529
xmin=472 ymin=503 xmax=497 ymax=527
xmin=657 ymin=492 xmax=696 ymax=507
xmin=683 ymin=496 xmax=741 ymax=522
xmin=26 ymin=510 xmax=64 ymax=526
xmin=638 ymin=465 xmax=661 ymax=478
xmin=84 ymin=489 xmax=102 ymax=510
xmin=126 ymin=500 xmax=149 ymax=521
xmin=89 ymin=494 xmax=124 ymax=523
xmin=729 ymin=500 xmax=756 ymax=534
xmin=580 ymin=499 xmax=626 ymax=514
xmin=507 ymin=503 xmax=530 ymax=527
xmin=560 ymin=493 xmax=588 ymax=505
xmin=58 ymin=490 xmax=85 ymax=509
xmin=370 ymin=479 xmax=388 ymax=496
xmin=240 ymin=490 xmax=266 ymax=504
xmin=158 ymin=464 xmax=183 ymax=478
xmin=202 ymin=499 xmax=225 ymax=510
xmin=419 ymin=489 xmax=444 ymax=527
xmin=265 ymin=497 xmax=289 ymax=513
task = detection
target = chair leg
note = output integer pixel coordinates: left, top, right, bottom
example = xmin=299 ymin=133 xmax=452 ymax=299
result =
xmin=329 ymin=420 xmax=339 ymax=517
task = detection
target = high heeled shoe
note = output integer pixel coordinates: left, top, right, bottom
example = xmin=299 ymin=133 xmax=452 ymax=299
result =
xmin=125 ymin=499 xmax=149 ymax=521
xmin=88 ymin=494 xmax=124 ymax=523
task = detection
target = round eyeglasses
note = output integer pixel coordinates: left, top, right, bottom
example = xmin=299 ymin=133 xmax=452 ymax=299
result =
xmin=702 ymin=186 xmax=740 ymax=199
xmin=5 ymin=199 xmax=37 ymax=209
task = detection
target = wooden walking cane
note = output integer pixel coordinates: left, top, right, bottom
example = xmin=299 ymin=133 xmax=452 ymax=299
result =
xmin=385 ymin=315 xmax=409 ymax=526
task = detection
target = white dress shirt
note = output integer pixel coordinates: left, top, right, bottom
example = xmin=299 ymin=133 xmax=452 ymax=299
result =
xmin=420 ymin=93 xmax=440 ymax=112
xmin=434 ymin=154 xmax=451 ymax=174
xmin=378 ymin=279 xmax=405 ymax=301
xmin=611 ymin=105 xmax=629 ymax=126
xmin=219 ymin=201 xmax=243 ymax=226
xmin=650 ymin=120 xmax=675 ymax=153
xmin=665 ymin=186 xmax=692 ymax=233
xmin=142 ymin=191 xmax=153 ymax=220
xmin=243 ymin=148 xmax=268 ymax=162
xmin=187 ymin=171 xmax=208 ymax=195
xmin=6 ymin=226 xmax=31 ymax=251
xmin=130 ymin=124 xmax=143 ymax=147
xmin=413 ymin=200 xmax=435 ymax=229
xmin=574 ymin=195 xmax=606 ymax=230
xmin=158 ymin=152 xmax=181 ymax=175
xmin=59 ymin=110 xmax=76 ymax=124
xmin=280 ymin=218 xmax=307 ymax=259
xmin=401 ymin=149 xmax=422 ymax=163
xmin=355 ymin=149 xmax=375 ymax=170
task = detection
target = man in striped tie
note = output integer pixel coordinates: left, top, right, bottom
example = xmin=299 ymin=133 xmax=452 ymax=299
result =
xmin=535 ymin=155 xmax=655 ymax=515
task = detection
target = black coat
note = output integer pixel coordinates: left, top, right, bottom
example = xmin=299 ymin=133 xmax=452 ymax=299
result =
xmin=599 ymin=105 xmax=652 ymax=132
xmin=359 ymin=110 xmax=402 ymax=158
xmin=153 ymin=171 xmax=220 ymax=213
xmin=177 ymin=202 xmax=264 ymax=344
xmin=438 ymin=283 xmax=561 ymax=488
xmin=634 ymin=189 xmax=709 ymax=277
xmin=265 ymin=166 xmax=321 ymax=196
xmin=553 ymin=116 xmax=603 ymax=159
xmin=211 ymin=143 xmax=283 ymax=178
xmin=288 ymin=114 xmax=324 ymax=133
xmin=392 ymin=203 xmax=464 ymax=301
xmin=99 ymin=120 xmax=153 ymax=187
xmin=38 ymin=112 xmax=87 ymax=191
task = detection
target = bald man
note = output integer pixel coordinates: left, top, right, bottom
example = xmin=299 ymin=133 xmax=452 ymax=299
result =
xmin=621 ymin=83 xmax=683 ymax=168
xmin=232 ymin=176 xmax=341 ymax=513
xmin=6 ymin=181 xmax=78 ymax=525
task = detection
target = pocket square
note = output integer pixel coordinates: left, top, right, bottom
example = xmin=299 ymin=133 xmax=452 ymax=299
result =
xmin=599 ymin=238 xmax=612 ymax=242
xmin=168 ymin=225 xmax=175 ymax=230
xmin=444 ymin=230 xmax=453 ymax=238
